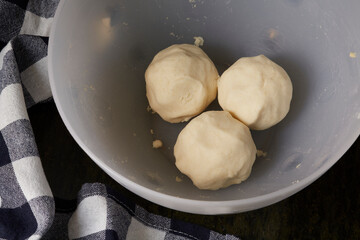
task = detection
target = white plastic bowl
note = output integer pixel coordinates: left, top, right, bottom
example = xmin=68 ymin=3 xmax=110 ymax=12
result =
xmin=49 ymin=0 xmax=360 ymax=214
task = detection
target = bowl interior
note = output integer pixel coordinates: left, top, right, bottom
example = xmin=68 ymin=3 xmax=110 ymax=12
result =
xmin=49 ymin=0 xmax=360 ymax=213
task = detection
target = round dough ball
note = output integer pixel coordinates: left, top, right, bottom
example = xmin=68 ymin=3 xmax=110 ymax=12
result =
xmin=218 ymin=55 xmax=293 ymax=130
xmin=174 ymin=111 xmax=257 ymax=190
xmin=145 ymin=44 xmax=219 ymax=123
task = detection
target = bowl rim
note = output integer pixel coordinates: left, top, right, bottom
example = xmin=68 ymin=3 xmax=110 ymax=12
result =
xmin=48 ymin=0 xmax=360 ymax=214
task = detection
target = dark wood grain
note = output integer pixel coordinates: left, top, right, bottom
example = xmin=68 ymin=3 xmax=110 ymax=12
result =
xmin=28 ymin=101 xmax=360 ymax=240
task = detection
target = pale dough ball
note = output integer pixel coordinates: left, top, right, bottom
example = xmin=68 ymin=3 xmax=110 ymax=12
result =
xmin=218 ymin=55 xmax=293 ymax=130
xmin=174 ymin=111 xmax=257 ymax=190
xmin=145 ymin=44 xmax=219 ymax=123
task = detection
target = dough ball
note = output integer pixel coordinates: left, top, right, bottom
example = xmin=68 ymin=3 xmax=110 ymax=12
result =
xmin=174 ymin=111 xmax=256 ymax=190
xmin=145 ymin=44 xmax=219 ymax=123
xmin=218 ymin=55 xmax=293 ymax=130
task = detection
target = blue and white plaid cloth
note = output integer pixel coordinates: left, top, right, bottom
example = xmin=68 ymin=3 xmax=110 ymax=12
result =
xmin=0 ymin=1 xmax=239 ymax=239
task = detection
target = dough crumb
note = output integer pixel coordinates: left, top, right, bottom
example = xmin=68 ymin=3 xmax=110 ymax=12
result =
xmin=256 ymin=150 xmax=268 ymax=157
xmin=133 ymin=133 xmax=137 ymax=137
xmin=268 ymin=28 xmax=278 ymax=39
xmin=146 ymin=105 xmax=156 ymax=114
xmin=175 ymin=176 xmax=182 ymax=182
xmin=101 ymin=17 xmax=111 ymax=27
xmin=193 ymin=36 xmax=204 ymax=47
xmin=349 ymin=52 xmax=357 ymax=58
xmin=150 ymin=129 xmax=154 ymax=134
xmin=152 ymin=139 xmax=163 ymax=148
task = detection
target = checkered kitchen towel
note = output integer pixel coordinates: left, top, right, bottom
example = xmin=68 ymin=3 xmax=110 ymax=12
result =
xmin=0 ymin=1 xmax=239 ymax=239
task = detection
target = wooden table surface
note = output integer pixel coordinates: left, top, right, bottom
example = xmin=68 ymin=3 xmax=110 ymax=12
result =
xmin=28 ymin=101 xmax=360 ymax=240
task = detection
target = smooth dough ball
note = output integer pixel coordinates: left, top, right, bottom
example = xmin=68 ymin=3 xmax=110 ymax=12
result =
xmin=218 ymin=55 xmax=293 ymax=130
xmin=145 ymin=44 xmax=219 ymax=123
xmin=174 ymin=111 xmax=257 ymax=190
